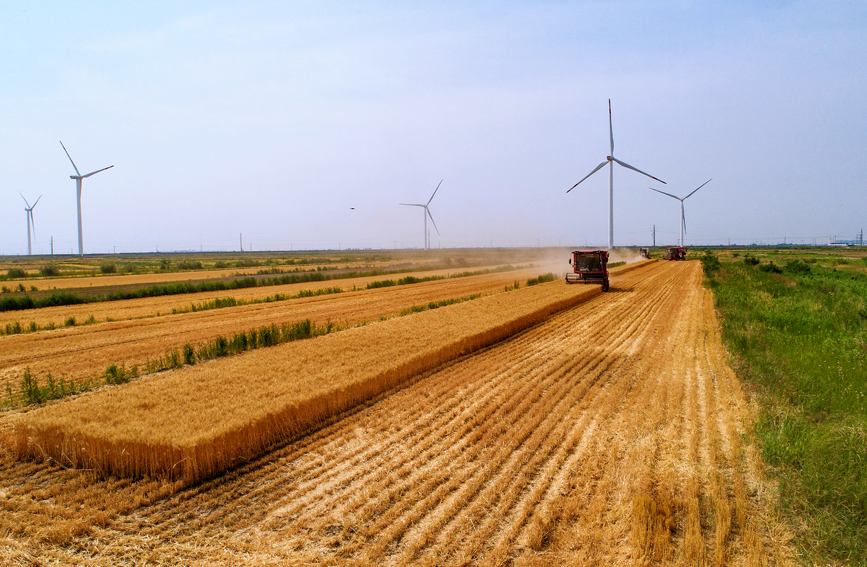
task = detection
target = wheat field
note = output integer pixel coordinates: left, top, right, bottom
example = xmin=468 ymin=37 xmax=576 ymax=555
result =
xmin=13 ymin=267 xmax=603 ymax=482
xmin=0 ymin=265 xmax=542 ymax=394
xmin=0 ymin=263 xmax=522 ymax=329
xmin=0 ymin=260 xmax=796 ymax=565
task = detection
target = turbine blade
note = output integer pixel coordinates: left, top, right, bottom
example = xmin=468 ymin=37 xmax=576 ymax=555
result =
xmin=32 ymin=195 xmax=42 ymax=208
xmin=399 ymin=203 xmax=424 ymax=207
xmin=60 ymin=141 xmax=81 ymax=176
xmin=427 ymin=179 xmax=443 ymax=206
xmin=81 ymin=165 xmax=114 ymax=178
xmin=567 ymin=160 xmax=608 ymax=193
xmin=30 ymin=213 xmax=36 ymax=241
xmin=19 ymin=192 xmax=31 ymax=209
xmin=609 ymin=99 xmax=614 ymax=156
xmin=649 ymin=187 xmax=681 ymax=200
xmin=682 ymin=203 xmax=687 ymax=233
xmin=426 ymin=206 xmax=440 ymax=235
xmin=684 ymin=178 xmax=712 ymax=200
xmin=611 ymin=157 xmax=665 ymax=184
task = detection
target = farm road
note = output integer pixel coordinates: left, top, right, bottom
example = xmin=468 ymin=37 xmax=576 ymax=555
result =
xmin=1 ymin=261 xmax=794 ymax=565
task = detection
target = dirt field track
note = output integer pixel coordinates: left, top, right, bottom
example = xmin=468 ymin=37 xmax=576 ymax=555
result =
xmin=0 ymin=261 xmax=793 ymax=565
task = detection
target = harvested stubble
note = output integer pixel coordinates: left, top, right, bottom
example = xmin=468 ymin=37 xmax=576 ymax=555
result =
xmin=13 ymin=270 xmax=622 ymax=483
xmin=0 ymin=265 xmax=543 ymax=396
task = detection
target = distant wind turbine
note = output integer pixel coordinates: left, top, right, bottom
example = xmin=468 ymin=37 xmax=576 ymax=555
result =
xmin=649 ymin=179 xmax=712 ymax=246
xmin=60 ymin=141 xmax=114 ymax=256
xmin=401 ymin=180 xmax=442 ymax=249
xmin=567 ymin=100 xmax=666 ymax=250
xmin=20 ymin=193 xmax=41 ymax=256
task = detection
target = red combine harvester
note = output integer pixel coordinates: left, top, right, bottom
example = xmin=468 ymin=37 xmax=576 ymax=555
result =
xmin=566 ymin=250 xmax=610 ymax=291
xmin=639 ymin=248 xmax=650 ymax=259
xmin=664 ymin=247 xmax=687 ymax=261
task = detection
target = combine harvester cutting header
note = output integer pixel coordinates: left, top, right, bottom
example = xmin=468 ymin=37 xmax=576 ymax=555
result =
xmin=566 ymin=250 xmax=610 ymax=291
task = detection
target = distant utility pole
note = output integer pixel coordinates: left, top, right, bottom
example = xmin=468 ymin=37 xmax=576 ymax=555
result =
xmin=50 ymin=236 xmax=54 ymax=255
xmin=240 ymin=233 xmax=243 ymax=252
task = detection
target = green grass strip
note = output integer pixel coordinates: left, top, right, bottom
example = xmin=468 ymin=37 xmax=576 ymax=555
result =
xmin=706 ymin=253 xmax=867 ymax=565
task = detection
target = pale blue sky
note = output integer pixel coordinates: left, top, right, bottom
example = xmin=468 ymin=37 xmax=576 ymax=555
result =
xmin=1 ymin=1 xmax=865 ymax=253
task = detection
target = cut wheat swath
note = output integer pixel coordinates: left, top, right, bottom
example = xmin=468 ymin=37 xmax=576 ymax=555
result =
xmin=14 ymin=269 xmax=647 ymax=483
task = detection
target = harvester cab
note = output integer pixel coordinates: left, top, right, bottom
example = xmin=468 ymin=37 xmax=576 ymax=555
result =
xmin=664 ymin=247 xmax=687 ymax=261
xmin=639 ymin=248 xmax=650 ymax=259
xmin=566 ymin=250 xmax=610 ymax=291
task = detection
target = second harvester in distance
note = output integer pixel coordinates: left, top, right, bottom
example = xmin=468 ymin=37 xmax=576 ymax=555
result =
xmin=566 ymin=250 xmax=610 ymax=291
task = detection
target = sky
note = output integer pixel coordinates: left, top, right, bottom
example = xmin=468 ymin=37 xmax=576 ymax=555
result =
xmin=1 ymin=1 xmax=865 ymax=254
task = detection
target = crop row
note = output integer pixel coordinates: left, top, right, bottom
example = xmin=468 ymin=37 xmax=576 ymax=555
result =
xmin=13 ymin=274 xmax=605 ymax=482
xmin=0 ymin=267 xmax=548 ymax=395
xmin=0 ymin=263 xmax=531 ymax=330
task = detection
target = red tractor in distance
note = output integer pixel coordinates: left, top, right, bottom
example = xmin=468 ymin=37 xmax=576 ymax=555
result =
xmin=567 ymin=250 xmax=610 ymax=291
xmin=639 ymin=248 xmax=650 ymax=259
xmin=664 ymin=247 xmax=687 ymax=261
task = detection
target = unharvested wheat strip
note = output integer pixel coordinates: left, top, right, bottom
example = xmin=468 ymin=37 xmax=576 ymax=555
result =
xmin=15 ymin=267 xmax=629 ymax=482
xmin=0 ymin=266 xmax=546 ymax=393
xmin=0 ymin=263 xmax=525 ymax=329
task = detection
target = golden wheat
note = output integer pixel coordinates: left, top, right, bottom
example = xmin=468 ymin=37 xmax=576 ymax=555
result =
xmin=0 ymin=263 xmax=523 ymax=329
xmin=0 ymin=265 xmax=543 ymax=393
xmin=0 ymin=260 xmax=798 ymax=566
xmin=13 ymin=275 xmax=600 ymax=482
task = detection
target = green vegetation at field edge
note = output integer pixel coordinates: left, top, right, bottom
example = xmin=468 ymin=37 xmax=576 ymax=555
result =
xmin=707 ymin=254 xmax=867 ymax=565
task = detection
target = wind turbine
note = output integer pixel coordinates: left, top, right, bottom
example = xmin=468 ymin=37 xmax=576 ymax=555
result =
xmin=60 ymin=141 xmax=114 ymax=256
xmin=400 ymin=180 xmax=442 ymax=249
xmin=20 ymin=193 xmax=41 ymax=256
xmin=649 ymin=179 xmax=712 ymax=246
xmin=567 ymin=100 xmax=666 ymax=249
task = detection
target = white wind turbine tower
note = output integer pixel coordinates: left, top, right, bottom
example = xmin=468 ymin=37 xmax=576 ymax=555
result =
xmin=649 ymin=179 xmax=712 ymax=246
xmin=60 ymin=141 xmax=114 ymax=256
xmin=20 ymin=193 xmax=42 ymax=256
xmin=567 ymin=100 xmax=666 ymax=250
xmin=400 ymin=180 xmax=442 ymax=249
